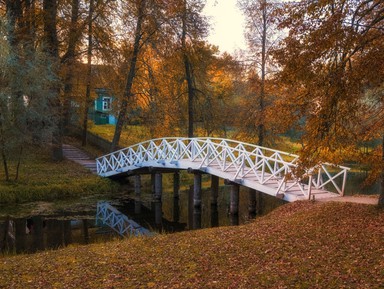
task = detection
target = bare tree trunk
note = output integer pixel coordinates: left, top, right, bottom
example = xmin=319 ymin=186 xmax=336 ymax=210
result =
xmin=182 ymin=1 xmax=195 ymax=138
xmin=82 ymin=0 xmax=94 ymax=147
xmin=63 ymin=0 xmax=80 ymax=132
xmin=14 ymin=146 xmax=22 ymax=181
xmin=111 ymin=0 xmax=146 ymax=152
xmin=258 ymin=0 xmax=267 ymax=147
xmin=1 ymin=149 xmax=9 ymax=182
xmin=184 ymin=53 xmax=195 ymax=138
xmin=43 ymin=0 xmax=63 ymax=161
xmin=0 ymin=117 xmax=9 ymax=181
xmin=5 ymin=0 xmax=22 ymax=48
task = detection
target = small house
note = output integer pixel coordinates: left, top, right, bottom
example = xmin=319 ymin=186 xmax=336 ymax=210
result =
xmin=90 ymin=88 xmax=117 ymax=125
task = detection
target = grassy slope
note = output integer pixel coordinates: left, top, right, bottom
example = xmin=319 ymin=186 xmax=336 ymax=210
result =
xmin=1 ymin=201 xmax=383 ymax=288
xmin=0 ymin=146 xmax=116 ymax=204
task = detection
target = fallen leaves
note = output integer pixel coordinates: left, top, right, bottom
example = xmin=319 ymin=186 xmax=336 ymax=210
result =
xmin=0 ymin=201 xmax=383 ymax=288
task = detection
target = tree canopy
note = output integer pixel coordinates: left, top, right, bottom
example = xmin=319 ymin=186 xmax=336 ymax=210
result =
xmin=0 ymin=0 xmax=383 ymax=205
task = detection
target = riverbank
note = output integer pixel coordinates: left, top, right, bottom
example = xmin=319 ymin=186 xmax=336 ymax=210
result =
xmin=1 ymin=201 xmax=382 ymax=288
xmin=0 ymin=144 xmax=117 ymax=205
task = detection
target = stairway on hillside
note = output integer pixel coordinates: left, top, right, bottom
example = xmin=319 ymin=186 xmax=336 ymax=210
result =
xmin=63 ymin=144 xmax=97 ymax=173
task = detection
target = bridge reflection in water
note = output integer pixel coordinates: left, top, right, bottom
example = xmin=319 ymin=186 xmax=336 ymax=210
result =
xmin=110 ymin=173 xmax=286 ymax=233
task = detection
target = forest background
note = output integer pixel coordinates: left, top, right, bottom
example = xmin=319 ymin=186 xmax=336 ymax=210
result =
xmin=0 ymin=0 xmax=383 ymax=205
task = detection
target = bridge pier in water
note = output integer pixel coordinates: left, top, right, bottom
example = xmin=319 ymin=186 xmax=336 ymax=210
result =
xmin=134 ymin=175 xmax=141 ymax=196
xmin=193 ymin=172 xmax=202 ymax=208
xmin=134 ymin=175 xmax=142 ymax=214
xmin=230 ymin=183 xmax=240 ymax=215
xmin=173 ymin=172 xmax=180 ymax=198
xmin=248 ymin=188 xmax=256 ymax=217
xmin=210 ymin=175 xmax=219 ymax=206
xmin=154 ymin=173 xmax=162 ymax=201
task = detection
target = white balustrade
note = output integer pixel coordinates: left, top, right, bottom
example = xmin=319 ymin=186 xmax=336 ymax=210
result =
xmin=96 ymin=138 xmax=349 ymax=202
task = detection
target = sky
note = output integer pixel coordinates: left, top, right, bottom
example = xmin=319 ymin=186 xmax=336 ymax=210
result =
xmin=203 ymin=0 xmax=247 ymax=54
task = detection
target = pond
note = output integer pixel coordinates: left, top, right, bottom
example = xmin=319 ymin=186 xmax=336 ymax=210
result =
xmin=0 ymin=170 xmax=380 ymax=255
xmin=0 ymin=173 xmax=285 ymax=255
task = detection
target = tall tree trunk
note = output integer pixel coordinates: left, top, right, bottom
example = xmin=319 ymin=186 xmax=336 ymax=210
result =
xmin=110 ymin=0 xmax=146 ymax=152
xmin=24 ymin=0 xmax=36 ymax=47
xmin=0 ymin=118 xmax=9 ymax=181
xmin=5 ymin=0 xmax=22 ymax=48
xmin=63 ymin=0 xmax=80 ymax=132
xmin=182 ymin=1 xmax=195 ymax=138
xmin=14 ymin=146 xmax=23 ymax=181
xmin=82 ymin=0 xmax=94 ymax=146
xmin=378 ymin=134 xmax=384 ymax=208
xmin=258 ymin=0 xmax=267 ymax=147
xmin=0 ymin=115 xmax=8 ymax=181
xmin=43 ymin=0 xmax=63 ymax=161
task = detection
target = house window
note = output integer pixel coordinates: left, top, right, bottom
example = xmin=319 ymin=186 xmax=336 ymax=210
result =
xmin=102 ymin=97 xmax=111 ymax=111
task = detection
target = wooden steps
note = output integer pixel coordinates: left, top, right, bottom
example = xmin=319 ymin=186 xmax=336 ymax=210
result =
xmin=63 ymin=144 xmax=97 ymax=173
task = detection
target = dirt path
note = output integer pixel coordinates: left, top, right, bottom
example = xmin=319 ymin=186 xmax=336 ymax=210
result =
xmin=318 ymin=195 xmax=379 ymax=205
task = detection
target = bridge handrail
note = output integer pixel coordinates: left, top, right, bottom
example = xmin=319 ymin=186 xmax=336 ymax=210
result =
xmin=96 ymin=137 xmax=350 ymax=200
xmin=97 ymin=137 xmax=299 ymax=161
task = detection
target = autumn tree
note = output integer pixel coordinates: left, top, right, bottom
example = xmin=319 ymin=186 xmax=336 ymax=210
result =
xmin=273 ymin=0 xmax=384 ymax=205
xmin=238 ymin=0 xmax=280 ymax=146
xmin=193 ymin=48 xmax=241 ymax=136
xmin=160 ymin=0 xmax=209 ymax=137
xmin=61 ymin=0 xmax=81 ymax=131
xmin=43 ymin=0 xmax=63 ymax=161
xmin=110 ymin=0 xmax=150 ymax=151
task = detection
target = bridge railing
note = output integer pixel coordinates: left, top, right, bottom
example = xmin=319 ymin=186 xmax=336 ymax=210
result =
xmin=96 ymin=138 xmax=349 ymax=199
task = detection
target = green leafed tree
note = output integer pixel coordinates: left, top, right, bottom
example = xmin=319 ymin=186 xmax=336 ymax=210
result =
xmin=0 ymin=17 xmax=56 ymax=181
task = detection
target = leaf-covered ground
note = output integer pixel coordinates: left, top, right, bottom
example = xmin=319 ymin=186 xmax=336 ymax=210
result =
xmin=1 ymin=201 xmax=383 ymax=288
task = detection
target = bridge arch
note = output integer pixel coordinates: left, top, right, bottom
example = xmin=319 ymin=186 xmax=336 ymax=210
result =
xmin=96 ymin=138 xmax=349 ymax=202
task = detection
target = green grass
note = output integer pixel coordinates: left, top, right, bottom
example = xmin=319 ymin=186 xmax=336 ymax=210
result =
xmin=0 ymin=201 xmax=382 ymax=288
xmin=89 ymin=124 xmax=151 ymax=147
xmin=0 ymin=146 xmax=117 ymax=204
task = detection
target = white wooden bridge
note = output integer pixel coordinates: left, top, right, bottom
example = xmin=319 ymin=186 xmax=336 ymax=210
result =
xmin=96 ymin=138 xmax=350 ymax=202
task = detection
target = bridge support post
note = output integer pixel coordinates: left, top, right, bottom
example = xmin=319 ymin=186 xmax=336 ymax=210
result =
xmin=210 ymin=175 xmax=219 ymax=206
xmin=134 ymin=175 xmax=141 ymax=196
xmin=134 ymin=175 xmax=142 ymax=214
xmin=230 ymin=184 xmax=240 ymax=215
xmin=193 ymin=173 xmax=202 ymax=208
xmin=151 ymin=173 xmax=155 ymax=194
xmin=173 ymin=197 xmax=180 ymax=222
xmin=173 ymin=172 xmax=180 ymax=198
xmin=210 ymin=204 xmax=219 ymax=227
xmin=248 ymin=188 xmax=256 ymax=217
xmin=154 ymin=173 xmax=162 ymax=201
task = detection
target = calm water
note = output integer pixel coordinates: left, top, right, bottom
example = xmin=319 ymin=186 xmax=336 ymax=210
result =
xmin=0 ymin=171 xmax=380 ymax=255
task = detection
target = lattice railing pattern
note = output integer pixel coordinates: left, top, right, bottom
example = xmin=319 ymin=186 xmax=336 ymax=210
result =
xmin=96 ymin=138 xmax=349 ymax=200
xmin=95 ymin=201 xmax=150 ymax=237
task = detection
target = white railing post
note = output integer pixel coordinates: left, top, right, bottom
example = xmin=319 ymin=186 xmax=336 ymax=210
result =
xmin=341 ymin=169 xmax=347 ymax=196
xmin=307 ymin=175 xmax=313 ymax=200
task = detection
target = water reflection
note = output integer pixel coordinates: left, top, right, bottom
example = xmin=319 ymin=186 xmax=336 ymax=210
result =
xmin=0 ymin=216 xmax=103 ymax=255
xmin=1 ymin=181 xmax=286 ymax=255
